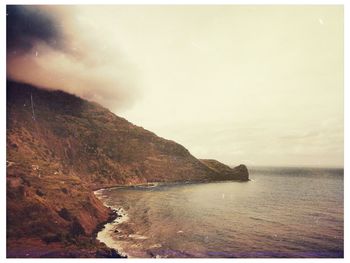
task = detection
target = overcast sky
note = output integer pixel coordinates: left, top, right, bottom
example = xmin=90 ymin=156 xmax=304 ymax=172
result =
xmin=7 ymin=5 xmax=343 ymax=167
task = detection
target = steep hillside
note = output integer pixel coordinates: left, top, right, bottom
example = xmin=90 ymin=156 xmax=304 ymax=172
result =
xmin=6 ymin=80 xmax=248 ymax=257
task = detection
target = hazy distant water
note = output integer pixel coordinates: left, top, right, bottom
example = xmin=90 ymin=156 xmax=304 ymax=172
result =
xmin=97 ymin=167 xmax=343 ymax=258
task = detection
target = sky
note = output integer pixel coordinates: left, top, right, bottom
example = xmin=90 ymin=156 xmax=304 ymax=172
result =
xmin=6 ymin=5 xmax=344 ymax=167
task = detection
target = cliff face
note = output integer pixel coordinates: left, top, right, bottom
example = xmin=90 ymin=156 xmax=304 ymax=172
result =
xmin=200 ymin=160 xmax=249 ymax=181
xmin=6 ymin=81 xmax=248 ymax=257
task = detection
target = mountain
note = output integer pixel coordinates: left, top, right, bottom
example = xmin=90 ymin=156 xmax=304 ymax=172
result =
xmin=6 ymin=80 xmax=248 ymax=257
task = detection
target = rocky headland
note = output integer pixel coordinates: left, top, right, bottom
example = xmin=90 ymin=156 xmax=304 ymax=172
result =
xmin=6 ymin=81 xmax=249 ymax=257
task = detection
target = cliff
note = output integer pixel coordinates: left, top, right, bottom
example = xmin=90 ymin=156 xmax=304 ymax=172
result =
xmin=6 ymin=80 xmax=248 ymax=257
xmin=200 ymin=160 xmax=249 ymax=181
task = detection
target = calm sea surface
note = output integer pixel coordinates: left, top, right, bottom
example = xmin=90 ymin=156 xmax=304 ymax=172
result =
xmin=96 ymin=167 xmax=343 ymax=258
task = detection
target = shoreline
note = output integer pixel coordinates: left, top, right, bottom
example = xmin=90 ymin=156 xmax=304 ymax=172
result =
xmin=92 ymin=179 xmax=250 ymax=258
xmin=94 ymin=178 xmax=250 ymax=192
xmin=94 ymin=190 xmax=130 ymax=258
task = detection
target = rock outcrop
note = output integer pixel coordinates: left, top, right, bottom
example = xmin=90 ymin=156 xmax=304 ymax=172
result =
xmin=200 ymin=159 xmax=249 ymax=181
xmin=6 ymin=80 xmax=249 ymax=257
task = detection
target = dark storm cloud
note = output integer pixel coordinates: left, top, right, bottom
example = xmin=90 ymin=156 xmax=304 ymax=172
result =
xmin=7 ymin=5 xmax=62 ymax=53
xmin=6 ymin=6 xmax=140 ymax=112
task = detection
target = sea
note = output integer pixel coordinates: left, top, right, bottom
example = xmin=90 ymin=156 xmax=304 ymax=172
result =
xmin=95 ymin=167 xmax=344 ymax=258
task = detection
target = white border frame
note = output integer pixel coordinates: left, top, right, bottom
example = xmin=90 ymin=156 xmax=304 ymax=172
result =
xmin=1 ymin=1 xmax=347 ymax=262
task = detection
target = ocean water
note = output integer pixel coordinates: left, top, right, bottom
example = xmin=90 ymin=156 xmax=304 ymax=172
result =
xmin=96 ymin=167 xmax=344 ymax=258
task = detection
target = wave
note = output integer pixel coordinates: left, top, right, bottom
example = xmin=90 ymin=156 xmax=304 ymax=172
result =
xmin=94 ymin=191 xmax=130 ymax=257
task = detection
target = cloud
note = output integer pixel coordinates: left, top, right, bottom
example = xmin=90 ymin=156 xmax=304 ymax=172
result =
xmin=6 ymin=6 xmax=63 ymax=53
xmin=6 ymin=5 xmax=140 ymax=112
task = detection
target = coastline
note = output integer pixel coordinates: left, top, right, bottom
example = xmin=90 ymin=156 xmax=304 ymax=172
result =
xmin=94 ymin=178 xmax=250 ymax=192
xmin=92 ymin=179 xmax=250 ymax=258
xmin=94 ymin=189 xmax=130 ymax=258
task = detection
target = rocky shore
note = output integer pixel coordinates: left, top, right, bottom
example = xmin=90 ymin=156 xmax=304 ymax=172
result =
xmin=7 ymin=81 xmax=249 ymax=257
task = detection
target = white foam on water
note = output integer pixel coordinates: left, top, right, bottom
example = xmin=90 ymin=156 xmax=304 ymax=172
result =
xmin=96 ymin=207 xmax=129 ymax=257
xmin=94 ymin=190 xmax=130 ymax=257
